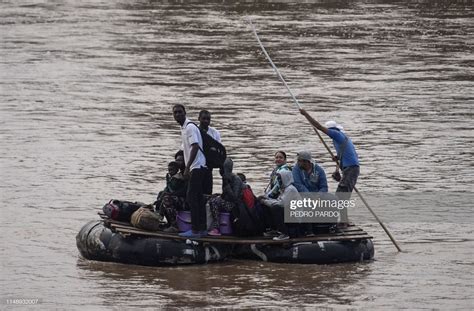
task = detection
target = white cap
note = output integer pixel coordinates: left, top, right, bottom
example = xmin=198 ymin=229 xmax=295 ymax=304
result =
xmin=325 ymin=120 xmax=344 ymax=132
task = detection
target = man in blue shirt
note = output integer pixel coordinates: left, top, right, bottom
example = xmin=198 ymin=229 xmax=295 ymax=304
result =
xmin=299 ymin=109 xmax=360 ymax=196
xmin=292 ymin=151 xmax=328 ymax=193
xmin=292 ymin=151 xmax=328 ymax=236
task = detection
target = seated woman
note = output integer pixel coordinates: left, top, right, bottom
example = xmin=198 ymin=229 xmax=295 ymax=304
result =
xmin=265 ymin=151 xmax=291 ymax=199
xmin=207 ymin=158 xmax=243 ymax=236
xmin=156 ymin=161 xmax=187 ymax=232
xmin=259 ymin=170 xmax=301 ymax=241
xmin=260 ymin=151 xmax=292 ymax=233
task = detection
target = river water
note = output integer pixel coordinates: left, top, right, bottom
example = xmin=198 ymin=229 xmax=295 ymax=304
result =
xmin=1 ymin=0 xmax=473 ymax=309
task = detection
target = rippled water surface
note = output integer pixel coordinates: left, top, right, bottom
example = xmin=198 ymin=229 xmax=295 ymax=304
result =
xmin=1 ymin=0 xmax=473 ymax=309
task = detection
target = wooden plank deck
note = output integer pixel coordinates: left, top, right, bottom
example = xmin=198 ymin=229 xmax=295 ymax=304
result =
xmin=105 ymin=220 xmax=372 ymax=245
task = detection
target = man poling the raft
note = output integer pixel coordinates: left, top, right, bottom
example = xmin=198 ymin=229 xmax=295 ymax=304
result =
xmin=298 ymin=115 xmax=359 ymax=198
xmin=247 ymin=18 xmax=402 ymax=252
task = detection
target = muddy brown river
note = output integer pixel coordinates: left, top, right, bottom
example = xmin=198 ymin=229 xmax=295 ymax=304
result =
xmin=1 ymin=0 xmax=473 ymax=309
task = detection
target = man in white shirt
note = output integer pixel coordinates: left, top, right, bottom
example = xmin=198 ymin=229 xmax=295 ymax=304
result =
xmin=198 ymin=110 xmax=221 ymax=142
xmin=198 ymin=110 xmax=222 ymax=195
xmin=173 ymin=104 xmax=208 ymax=238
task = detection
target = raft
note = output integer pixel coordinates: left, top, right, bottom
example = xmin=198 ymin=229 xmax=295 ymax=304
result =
xmin=76 ymin=218 xmax=374 ymax=266
xmin=76 ymin=220 xmax=232 ymax=266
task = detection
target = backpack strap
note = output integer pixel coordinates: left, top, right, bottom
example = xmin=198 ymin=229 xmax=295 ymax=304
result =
xmin=186 ymin=121 xmax=226 ymax=169
xmin=186 ymin=122 xmax=206 ymax=155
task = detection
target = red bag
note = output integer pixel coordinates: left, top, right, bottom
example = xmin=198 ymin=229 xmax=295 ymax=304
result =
xmin=102 ymin=199 xmax=144 ymax=221
xmin=242 ymin=186 xmax=256 ymax=209
xmin=103 ymin=200 xmax=120 ymax=219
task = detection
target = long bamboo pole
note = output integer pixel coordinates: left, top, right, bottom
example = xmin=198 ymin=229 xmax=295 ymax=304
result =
xmin=248 ymin=18 xmax=402 ymax=252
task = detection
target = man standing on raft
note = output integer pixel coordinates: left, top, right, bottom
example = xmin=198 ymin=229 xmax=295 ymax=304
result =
xmin=198 ymin=109 xmax=221 ymax=195
xmin=173 ymin=104 xmax=209 ymax=238
xmin=299 ymin=109 xmax=360 ymax=198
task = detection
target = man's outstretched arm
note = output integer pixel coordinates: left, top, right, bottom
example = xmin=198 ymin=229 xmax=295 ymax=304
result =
xmin=299 ymin=109 xmax=328 ymax=135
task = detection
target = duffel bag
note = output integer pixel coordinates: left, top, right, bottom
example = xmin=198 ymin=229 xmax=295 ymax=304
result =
xmin=131 ymin=207 xmax=162 ymax=231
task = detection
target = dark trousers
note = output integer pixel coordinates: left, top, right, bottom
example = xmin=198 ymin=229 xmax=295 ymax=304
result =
xmin=268 ymin=205 xmax=288 ymax=234
xmin=336 ymin=165 xmax=360 ymax=199
xmin=203 ymin=167 xmax=213 ymax=195
xmin=187 ymin=167 xmax=209 ymax=231
xmin=264 ymin=205 xmax=308 ymax=237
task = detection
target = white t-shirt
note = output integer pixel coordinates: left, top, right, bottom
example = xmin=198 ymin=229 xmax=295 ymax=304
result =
xmin=181 ymin=119 xmax=206 ymax=170
xmin=205 ymin=126 xmax=221 ymax=143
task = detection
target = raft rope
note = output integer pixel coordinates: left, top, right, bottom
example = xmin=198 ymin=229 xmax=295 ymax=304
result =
xmin=250 ymin=244 xmax=268 ymax=262
xmin=85 ymin=221 xmax=104 ymax=258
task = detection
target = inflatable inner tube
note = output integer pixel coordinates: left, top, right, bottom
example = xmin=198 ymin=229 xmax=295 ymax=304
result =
xmin=77 ymin=221 xmax=374 ymax=266
xmin=76 ymin=221 xmax=232 ymax=266
xmin=235 ymin=239 xmax=374 ymax=264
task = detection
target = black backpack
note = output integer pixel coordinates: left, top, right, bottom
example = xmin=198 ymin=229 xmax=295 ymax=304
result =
xmin=188 ymin=123 xmax=227 ymax=169
xmin=231 ymin=201 xmax=264 ymax=237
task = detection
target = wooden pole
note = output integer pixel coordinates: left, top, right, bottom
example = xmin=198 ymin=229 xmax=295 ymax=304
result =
xmin=248 ymin=18 xmax=402 ymax=252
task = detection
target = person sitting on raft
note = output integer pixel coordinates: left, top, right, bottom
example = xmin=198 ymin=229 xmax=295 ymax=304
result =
xmin=236 ymin=173 xmax=247 ymax=184
xmin=174 ymin=150 xmax=186 ymax=174
xmin=261 ymin=151 xmax=291 ymax=235
xmin=265 ymin=151 xmax=292 ymax=199
xmin=155 ymin=161 xmax=187 ymax=233
xmin=237 ymin=173 xmax=254 ymax=203
xmin=237 ymin=172 xmax=259 ymax=213
xmin=259 ymin=170 xmax=301 ymax=241
xmin=292 ymin=151 xmax=329 ymax=235
xmin=292 ymin=151 xmax=328 ymax=193
xmin=207 ymin=158 xmax=243 ymax=236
